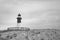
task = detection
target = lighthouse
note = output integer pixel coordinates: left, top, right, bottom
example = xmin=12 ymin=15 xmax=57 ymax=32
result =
xmin=7 ymin=13 xmax=30 ymax=30
xmin=17 ymin=13 xmax=22 ymax=27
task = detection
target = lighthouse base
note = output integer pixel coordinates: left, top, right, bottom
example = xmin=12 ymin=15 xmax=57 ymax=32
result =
xmin=17 ymin=23 xmax=21 ymax=27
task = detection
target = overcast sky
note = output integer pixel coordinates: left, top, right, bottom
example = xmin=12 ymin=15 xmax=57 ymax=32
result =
xmin=0 ymin=0 xmax=60 ymax=30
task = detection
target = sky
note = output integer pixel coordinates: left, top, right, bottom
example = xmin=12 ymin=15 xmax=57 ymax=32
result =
xmin=0 ymin=0 xmax=60 ymax=30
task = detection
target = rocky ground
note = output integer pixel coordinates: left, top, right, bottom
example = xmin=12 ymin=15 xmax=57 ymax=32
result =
xmin=0 ymin=27 xmax=60 ymax=40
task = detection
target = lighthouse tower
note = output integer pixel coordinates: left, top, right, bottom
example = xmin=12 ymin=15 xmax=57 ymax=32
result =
xmin=17 ymin=13 xmax=22 ymax=27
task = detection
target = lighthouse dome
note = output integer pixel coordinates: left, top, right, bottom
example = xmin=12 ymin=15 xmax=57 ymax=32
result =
xmin=18 ymin=13 xmax=21 ymax=16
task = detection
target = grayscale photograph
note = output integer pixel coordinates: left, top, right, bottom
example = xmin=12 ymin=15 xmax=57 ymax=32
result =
xmin=0 ymin=0 xmax=60 ymax=40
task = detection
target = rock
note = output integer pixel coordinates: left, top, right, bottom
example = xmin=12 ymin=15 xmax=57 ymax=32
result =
xmin=0 ymin=28 xmax=60 ymax=40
